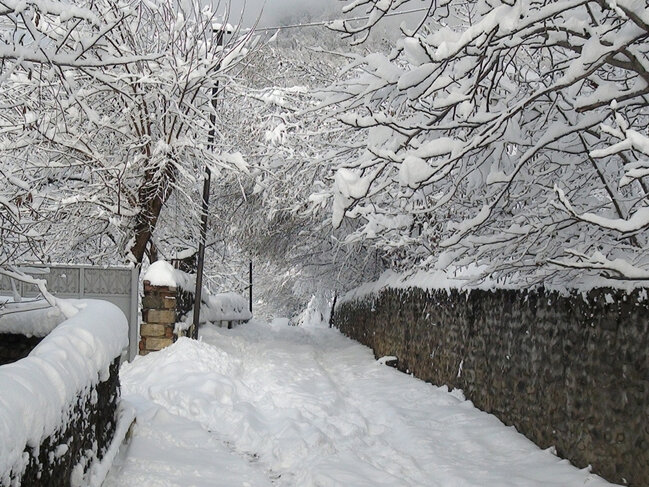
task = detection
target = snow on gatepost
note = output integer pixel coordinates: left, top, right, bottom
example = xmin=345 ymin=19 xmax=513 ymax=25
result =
xmin=0 ymin=300 xmax=128 ymax=482
xmin=143 ymin=260 xmax=179 ymax=288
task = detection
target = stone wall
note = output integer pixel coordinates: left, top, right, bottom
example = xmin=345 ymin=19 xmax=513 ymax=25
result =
xmin=139 ymin=281 xmax=177 ymax=354
xmin=0 ymin=334 xmax=42 ymax=365
xmin=3 ymin=358 xmax=121 ymax=487
xmin=333 ymin=286 xmax=649 ymax=486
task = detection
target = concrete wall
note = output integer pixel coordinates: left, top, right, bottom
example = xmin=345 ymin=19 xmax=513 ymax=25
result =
xmin=333 ymin=286 xmax=649 ymax=486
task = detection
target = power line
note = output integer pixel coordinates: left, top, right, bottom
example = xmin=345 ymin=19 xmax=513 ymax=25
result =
xmin=251 ymin=7 xmax=431 ymax=32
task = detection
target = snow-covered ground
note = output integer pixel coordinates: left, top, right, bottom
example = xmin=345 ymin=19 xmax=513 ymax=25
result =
xmin=104 ymin=320 xmax=614 ymax=486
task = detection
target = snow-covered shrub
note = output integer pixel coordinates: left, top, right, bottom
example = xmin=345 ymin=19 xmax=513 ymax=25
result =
xmin=292 ymin=293 xmax=335 ymax=328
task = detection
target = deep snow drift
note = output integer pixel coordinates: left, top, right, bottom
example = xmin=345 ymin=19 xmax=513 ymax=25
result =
xmin=105 ymin=321 xmax=613 ymax=486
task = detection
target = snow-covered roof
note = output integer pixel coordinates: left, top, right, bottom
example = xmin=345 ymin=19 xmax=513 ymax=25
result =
xmin=0 ymin=299 xmax=65 ymax=337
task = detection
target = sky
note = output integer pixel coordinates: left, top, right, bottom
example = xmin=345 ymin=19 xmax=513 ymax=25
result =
xmin=224 ymin=0 xmax=340 ymax=28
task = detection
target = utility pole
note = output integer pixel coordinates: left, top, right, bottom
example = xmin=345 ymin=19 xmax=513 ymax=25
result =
xmin=192 ymin=25 xmax=229 ymax=340
xmin=248 ymin=260 xmax=253 ymax=314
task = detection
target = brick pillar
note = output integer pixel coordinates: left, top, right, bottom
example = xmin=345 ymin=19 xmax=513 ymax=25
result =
xmin=139 ymin=281 xmax=177 ymax=355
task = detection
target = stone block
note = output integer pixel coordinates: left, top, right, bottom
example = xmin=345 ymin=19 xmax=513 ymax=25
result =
xmin=144 ymin=309 xmax=176 ymax=324
xmin=162 ymin=296 xmax=176 ymax=309
xmin=142 ymin=295 xmax=164 ymax=309
xmin=140 ymin=323 xmax=166 ymax=337
xmin=145 ymin=337 xmax=173 ymax=351
xmin=143 ymin=281 xmax=177 ymax=294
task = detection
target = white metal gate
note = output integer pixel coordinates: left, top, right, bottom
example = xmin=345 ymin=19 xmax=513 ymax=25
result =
xmin=0 ymin=265 xmax=140 ymax=360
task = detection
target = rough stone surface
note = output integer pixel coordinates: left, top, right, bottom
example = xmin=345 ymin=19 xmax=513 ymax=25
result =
xmin=143 ymin=309 xmax=176 ymax=324
xmin=140 ymin=283 xmax=177 ymax=355
xmin=145 ymin=337 xmax=173 ymax=351
xmin=140 ymin=323 xmax=166 ymax=337
xmin=3 ymin=358 xmax=121 ymax=487
xmin=333 ymin=286 xmax=649 ymax=486
xmin=0 ymin=334 xmax=43 ymax=365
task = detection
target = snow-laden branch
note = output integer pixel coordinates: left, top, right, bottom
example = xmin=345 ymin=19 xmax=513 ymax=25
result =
xmin=0 ymin=268 xmax=78 ymax=318
xmin=554 ymin=185 xmax=649 ymax=234
xmin=549 ymin=250 xmax=649 ymax=280
xmin=322 ymin=0 xmax=649 ymax=284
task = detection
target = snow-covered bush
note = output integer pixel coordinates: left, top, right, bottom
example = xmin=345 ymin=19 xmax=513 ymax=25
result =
xmin=292 ymin=293 xmax=335 ymax=328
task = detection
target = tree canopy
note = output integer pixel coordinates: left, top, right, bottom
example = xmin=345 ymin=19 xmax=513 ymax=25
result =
xmin=326 ymin=0 xmax=649 ymax=284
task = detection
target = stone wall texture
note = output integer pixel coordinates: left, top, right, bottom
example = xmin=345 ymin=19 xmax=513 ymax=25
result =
xmin=139 ymin=281 xmax=178 ymax=354
xmin=3 ymin=358 xmax=121 ymax=487
xmin=333 ymin=286 xmax=649 ymax=486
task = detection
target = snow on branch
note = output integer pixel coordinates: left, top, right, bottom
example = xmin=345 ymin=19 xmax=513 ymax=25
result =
xmin=555 ymin=185 xmax=649 ymax=234
xmin=549 ymin=250 xmax=649 ymax=280
xmin=322 ymin=0 xmax=649 ymax=284
xmin=0 ymin=268 xmax=79 ymax=318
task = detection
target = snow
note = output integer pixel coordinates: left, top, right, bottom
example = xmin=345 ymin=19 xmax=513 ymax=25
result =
xmin=0 ymin=300 xmax=128 ymax=484
xmin=340 ymin=265 xmax=649 ymax=305
xmin=143 ymin=260 xmax=178 ymax=288
xmin=0 ymin=299 xmax=65 ymax=337
xmin=555 ymin=185 xmax=649 ymax=233
xmin=143 ymin=261 xmax=251 ymax=323
xmin=105 ymin=321 xmax=613 ymax=486
xmin=199 ymin=292 xmax=252 ymax=322
xmin=333 ymin=168 xmax=373 ymax=227
xmin=85 ymin=402 xmax=136 ymax=487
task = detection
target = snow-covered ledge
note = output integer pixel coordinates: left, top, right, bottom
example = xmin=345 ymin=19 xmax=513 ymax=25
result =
xmin=0 ymin=300 xmax=128 ymax=486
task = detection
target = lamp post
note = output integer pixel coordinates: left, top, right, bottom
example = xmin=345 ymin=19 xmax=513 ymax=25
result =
xmin=192 ymin=24 xmax=231 ymax=339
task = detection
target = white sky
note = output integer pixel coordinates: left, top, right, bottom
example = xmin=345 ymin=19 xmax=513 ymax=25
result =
xmin=222 ymin=0 xmax=340 ymax=28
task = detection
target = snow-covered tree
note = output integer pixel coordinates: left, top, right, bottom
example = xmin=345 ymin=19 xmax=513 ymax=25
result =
xmin=0 ymin=0 xmax=147 ymax=264
xmin=174 ymin=27 xmax=386 ymax=313
xmin=0 ymin=0 xmax=254 ymax=266
xmin=326 ymin=0 xmax=649 ymax=283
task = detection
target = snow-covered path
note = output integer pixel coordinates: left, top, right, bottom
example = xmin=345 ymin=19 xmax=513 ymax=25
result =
xmin=104 ymin=320 xmax=613 ymax=486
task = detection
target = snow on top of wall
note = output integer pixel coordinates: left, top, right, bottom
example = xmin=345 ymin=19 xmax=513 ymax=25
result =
xmin=143 ymin=261 xmax=250 ymax=322
xmin=201 ymin=293 xmax=252 ymax=322
xmin=0 ymin=300 xmax=128 ymax=482
xmin=0 ymin=299 xmax=65 ymax=337
xmin=143 ymin=260 xmax=178 ymax=287
xmin=341 ymin=267 xmax=649 ymax=304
